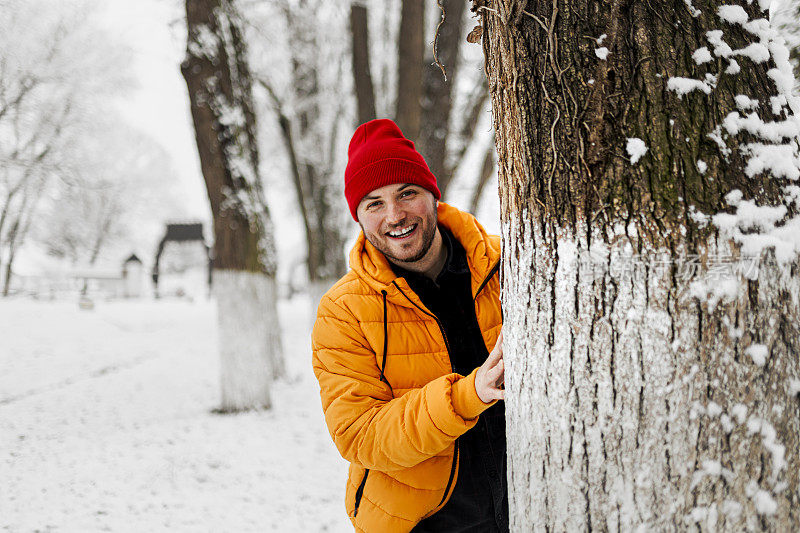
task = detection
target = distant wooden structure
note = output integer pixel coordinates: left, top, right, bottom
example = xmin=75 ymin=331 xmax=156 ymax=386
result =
xmin=151 ymin=223 xmax=212 ymax=298
xmin=10 ymin=252 xmax=145 ymax=300
xmin=122 ymin=254 xmax=143 ymax=298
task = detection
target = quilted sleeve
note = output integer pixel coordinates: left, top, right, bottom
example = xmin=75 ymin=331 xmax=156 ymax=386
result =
xmin=311 ymin=294 xmax=495 ymax=471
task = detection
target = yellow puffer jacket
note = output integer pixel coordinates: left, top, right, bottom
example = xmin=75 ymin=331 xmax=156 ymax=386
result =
xmin=311 ymin=202 xmax=502 ymax=532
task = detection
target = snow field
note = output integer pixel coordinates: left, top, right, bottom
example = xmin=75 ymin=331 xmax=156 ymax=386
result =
xmin=0 ymin=297 xmax=349 ymax=532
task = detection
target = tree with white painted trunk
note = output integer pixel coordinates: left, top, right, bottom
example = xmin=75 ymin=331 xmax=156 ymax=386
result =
xmin=182 ymin=0 xmax=283 ymax=412
xmin=478 ymin=0 xmax=799 ymax=530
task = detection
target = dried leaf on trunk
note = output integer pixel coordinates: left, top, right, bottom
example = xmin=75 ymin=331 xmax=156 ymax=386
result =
xmin=467 ymin=24 xmax=483 ymax=44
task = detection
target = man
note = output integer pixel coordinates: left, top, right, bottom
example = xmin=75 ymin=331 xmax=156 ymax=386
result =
xmin=312 ymin=119 xmax=507 ymax=532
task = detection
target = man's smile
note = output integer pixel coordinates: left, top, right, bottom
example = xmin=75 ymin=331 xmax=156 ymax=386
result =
xmin=386 ymin=223 xmax=418 ymax=240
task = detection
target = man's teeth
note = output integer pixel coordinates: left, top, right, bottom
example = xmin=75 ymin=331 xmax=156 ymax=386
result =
xmin=389 ymin=224 xmax=416 ymax=237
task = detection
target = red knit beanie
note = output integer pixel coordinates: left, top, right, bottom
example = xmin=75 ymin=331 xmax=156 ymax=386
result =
xmin=344 ymin=119 xmax=440 ymax=221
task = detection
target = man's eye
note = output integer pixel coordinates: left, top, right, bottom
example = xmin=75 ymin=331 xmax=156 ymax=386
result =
xmin=401 ymin=190 xmax=416 ymax=198
xmin=368 ymin=201 xmax=381 ymax=209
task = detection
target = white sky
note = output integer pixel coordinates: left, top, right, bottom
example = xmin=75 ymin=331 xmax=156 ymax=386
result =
xmin=99 ymin=0 xmax=210 ymax=223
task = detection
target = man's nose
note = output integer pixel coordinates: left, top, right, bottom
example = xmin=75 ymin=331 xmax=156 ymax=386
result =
xmin=385 ymin=201 xmax=406 ymax=225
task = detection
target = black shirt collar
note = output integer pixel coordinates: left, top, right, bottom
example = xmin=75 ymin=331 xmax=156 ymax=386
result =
xmin=439 ymin=226 xmax=470 ymax=277
xmin=391 ymin=226 xmax=470 ymax=285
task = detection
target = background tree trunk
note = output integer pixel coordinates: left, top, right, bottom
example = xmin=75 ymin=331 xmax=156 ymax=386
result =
xmin=1 ymin=216 xmax=23 ymax=296
xmin=267 ymin=0 xmax=348 ymax=305
xmin=1 ymin=170 xmax=47 ymax=297
xmin=182 ymin=0 xmax=283 ymax=412
xmin=395 ymin=0 xmax=425 ymax=141
xmin=469 ymin=142 xmax=495 ymax=214
xmin=480 ymin=0 xmax=800 ymax=529
xmin=417 ymin=0 xmax=467 ymax=192
xmin=350 ymin=3 xmax=376 ymax=125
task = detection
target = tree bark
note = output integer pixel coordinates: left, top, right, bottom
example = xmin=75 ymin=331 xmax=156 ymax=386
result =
xmin=395 ymin=0 xmax=425 ymax=141
xmin=182 ymin=0 xmax=283 ymax=411
xmin=480 ymin=0 xmax=800 ymax=529
xmin=350 ymin=3 xmax=376 ymax=125
xmin=418 ymin=0 xmax=467 ymax=192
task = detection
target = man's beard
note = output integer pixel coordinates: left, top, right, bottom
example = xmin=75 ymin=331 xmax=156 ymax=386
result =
xmin=363 ymin=212 xmax=437 ymax=265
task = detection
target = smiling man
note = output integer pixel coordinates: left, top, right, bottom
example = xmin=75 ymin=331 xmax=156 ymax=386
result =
xmin=312 ymin=119 xmax=507 ymax=532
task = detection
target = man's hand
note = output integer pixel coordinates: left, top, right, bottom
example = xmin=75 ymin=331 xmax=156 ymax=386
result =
xmin=475 ymin=329 xmax=504 ymax=403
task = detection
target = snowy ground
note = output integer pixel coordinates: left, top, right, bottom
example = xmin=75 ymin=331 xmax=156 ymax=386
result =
xmin=0 ymin=296 xmax=350 ymax=532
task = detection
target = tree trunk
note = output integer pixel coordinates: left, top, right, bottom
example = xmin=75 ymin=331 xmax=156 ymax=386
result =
xmin=182 ymin=0 xmax=283 ymax=411
xmin=480 ymin=0 xmax=800 ymax=529
xmin=1 ymin=167 xmax=45 ymax=297
xmin=449 ymin=76 xmax=490 ymax=197
xmin=273 ymin=2 xmax=347 ymax=301
xmin=418 ymin=0 xmax=467 ymax=192
xmin=395 ymin=0 xmax=425 ymax=140
xmin=469 ymin=142 xmax=495 ymax=214
xmin=1 ymin=217 xmax=19 ymax=297
xmin=88 ymin=211 xmax=114 ymax=267
xmin=350 ymin=3 xmax=376 ymax=125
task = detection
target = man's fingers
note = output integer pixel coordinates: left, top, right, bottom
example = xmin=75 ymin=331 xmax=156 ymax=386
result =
xmin=487 ymin=330 xmax=504 ymax=362
xmin=476 ymin=328 xmax=506 ymax=403
xmin=489 ymin=388 xmax=504 ymax=401
xmin=495 ymin=359 xmax=504 ymax=387
xmin=477 ymin=363 xmax=505 ymax=402
xmin=487 ymin=358 xmax=504 ymax=381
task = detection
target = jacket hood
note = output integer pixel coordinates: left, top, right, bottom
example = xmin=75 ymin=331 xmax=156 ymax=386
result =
xmin=349 ymin=202 xmax=501 ymax=306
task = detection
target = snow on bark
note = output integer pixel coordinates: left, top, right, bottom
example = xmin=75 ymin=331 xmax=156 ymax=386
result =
xmin=693 ymin=46 xmax=713 ymax=64
xmin=667 ymin=76 xmax=714 ymax=96
xmin=719 ymin=5 xmax=749 ymax=25
xmin=625 ymin=138 xmax=648 ymax=163
xmin=213 ymin=269 xmax=281 ymax=411
xmin=698 ymin=8 xmax=800 ymax=267
xmin=594 ymin=47 xmax=609 ymax=60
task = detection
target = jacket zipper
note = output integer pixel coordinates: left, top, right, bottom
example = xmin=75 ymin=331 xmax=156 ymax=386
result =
xmin=353 ymin=468 xmax=369 ymax=517
xmin=388 ymin=261 xmax=499 ymax=508
xmin=473 ymin=260 xmax=500 ymax=302
xmin=392 ymin=280 xmax=465 ymax=506
xmin=440 ymin=440 xmax=459 ymax=506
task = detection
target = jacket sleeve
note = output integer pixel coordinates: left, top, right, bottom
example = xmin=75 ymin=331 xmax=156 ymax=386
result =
xmin=311 ymin=294 xmax=495 ymax=472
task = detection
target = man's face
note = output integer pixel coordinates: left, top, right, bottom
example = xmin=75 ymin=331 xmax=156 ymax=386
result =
xmin=356 ymin=183 xmax=438 ymax=264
